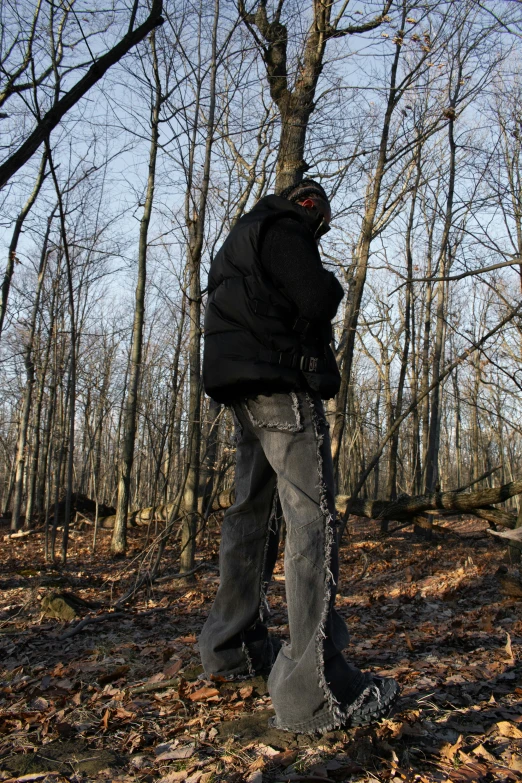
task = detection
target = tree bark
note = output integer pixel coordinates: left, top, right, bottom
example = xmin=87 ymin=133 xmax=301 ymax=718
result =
xmin=180 ymin=0 xmax=220 ymax=573
xmin=238 ymin=1 xmax=391 ymax=193
xmin=11 ymin=212 xmax=52 ymax=530
xmin=0 ymin=151 xmax=47 ymax=340
xmin=425 ymin=114 xmax=457 ymax=491
xmin=386 ymin=142 xmax=421 ymax=501
xmin=112 ymin=30 xmax=161 ymax=556
xmin=331 ymin=17 xmax=404 ymax=476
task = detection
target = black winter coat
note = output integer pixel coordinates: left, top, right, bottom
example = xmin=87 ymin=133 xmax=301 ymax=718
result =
xmin=203 ymin=195 xmax=343 ymax=404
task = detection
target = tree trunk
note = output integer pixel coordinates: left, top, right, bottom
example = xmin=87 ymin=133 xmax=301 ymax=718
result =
xmin=331 ymin=26 xmax=403 ymax=476
xmin=25 ymin=287 xmax=56 ymax=529
xmin=385 ymin=142 xmax=421 ymax=501
xmin=112 ymin=30 xmax=161 ymax=556
xmin=0 ymin=152 xmax=47 ymax=341
xmin=200 ymin=396 xmax=222 ymax=516
xmin=11 ymin=213 xmax=52 ymax=530
xmin=238 ymin=1 xmax=391 ymax=193
xmin=180 ymin=0 xmax=219 ymax=573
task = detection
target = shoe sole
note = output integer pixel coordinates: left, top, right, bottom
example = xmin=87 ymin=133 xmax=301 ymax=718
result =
xmin=350 ymin=680 xmax=400 ymax=727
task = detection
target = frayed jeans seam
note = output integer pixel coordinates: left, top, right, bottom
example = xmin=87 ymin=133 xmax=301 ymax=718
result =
xmin=244 ymin=391 xmax=304 ymax=432
xmin=306 ymin=392 xmax=346 ymax=726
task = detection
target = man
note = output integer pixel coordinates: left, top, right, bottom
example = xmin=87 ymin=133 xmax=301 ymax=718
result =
xmin=199 ymin=180 xmax=399 ymax=733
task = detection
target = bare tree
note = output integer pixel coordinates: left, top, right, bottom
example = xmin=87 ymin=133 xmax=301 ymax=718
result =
xmin=238 ymin=0 xmax=392 ymax=192
xmin=0 ymin=0 xmax=164 ymax=190
xmin=0 ymin=152 xmax=47 ymax=340
xmin=111 ymin=30 xmax=163 ymax=556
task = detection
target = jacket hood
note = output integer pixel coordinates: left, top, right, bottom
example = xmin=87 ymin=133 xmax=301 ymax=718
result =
xmin=251 ymin=194 xmax=325 ymax=236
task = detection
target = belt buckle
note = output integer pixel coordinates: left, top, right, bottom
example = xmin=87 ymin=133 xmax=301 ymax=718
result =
xmin=300 ymin=356 xmax=319 ymax=372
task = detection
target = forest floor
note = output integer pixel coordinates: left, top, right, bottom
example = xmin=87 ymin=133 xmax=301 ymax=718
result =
xmin=0 ymin=513 xmax=521 ymax=783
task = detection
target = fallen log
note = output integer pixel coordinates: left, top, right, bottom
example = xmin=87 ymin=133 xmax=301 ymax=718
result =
xmin=97 ymin=479 xmax=522 ymax=530
xmin=472 ymin=507 xmax=517 ymax=529
xmin=335 ymin=479 xmax=522 ymax=524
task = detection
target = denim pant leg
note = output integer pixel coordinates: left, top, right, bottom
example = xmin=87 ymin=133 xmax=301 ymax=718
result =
xmin=239 ymin=392 xmax=372 ymax=733
xmin=199 ymin=414 xmax=280 ymax=679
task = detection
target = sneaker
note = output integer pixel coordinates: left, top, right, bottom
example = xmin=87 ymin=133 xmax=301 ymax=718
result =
xmin=349 ymin=675 xmax=400 ymax=727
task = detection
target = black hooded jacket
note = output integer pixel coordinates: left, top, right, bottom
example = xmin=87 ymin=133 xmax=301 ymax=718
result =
xmin=203 ymin=195 xmax=344 ymax=404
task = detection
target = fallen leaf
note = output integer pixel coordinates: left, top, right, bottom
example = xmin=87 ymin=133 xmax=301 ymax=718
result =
xmin=257 ymin=744 xmax=280 ymax=758
xmin=446 ymin=674 xmax=466 ymax=684
xmin=471 ymin=744 xmax=497 ymax=763
xmin=158 ymin=772 xmax=187 ymax=783
xmin=505 ymin=632 xmax=515 ymax=664
xmin=309 ymin=762 xmax=328 ymax=778
xmin=447 ymin=761 xmax=488 ymax=782
xmin=115 ymin=707 xmax=135 ymax=719
xmin=404 ymin=631 xmax=414 ymax=651
xmin=31 ymin=697 xmax=48 ymax=711
xmin=239 ymin=684 xmax=254 ymax=699
xmin=509 ymin=753 xmax=522 ymax=773
xmin=148 ymin=671 xmax=166 ymax=683
xmin=39 ymin=675 xmax=51 ymax=690
xmin=101 ymin=709 xmax=110 ymax=730
xmin=130 ymin=754 xmax=150 ymax=769
xmin=479 ymin=615 xmax=494 ymax=633
xmin=400 ymin=721 xmax=426 ymax=737
xmin=325 ymin=760 xmax=343 ymax=771
xmin=188 ymin=686 xmax=219 ymax=702
xmin=164 ymin=659 xmax=183 ymax=678
xmin=495 ymin=720 xmax=522 ymax=739
xmin=98 ymin=665 xmax=130 ymax=685
xmin=55 ymin=678 xmax=73 ymax=690
xmin=440 ymin=734 xmax=463 ymax=763
xmin=155 ymin=741 xmax=195 ymax=761
xmin=271 ymin=749 xmax=297 ymax=766
xmin=378 ymin=718 xmax=404 ymax=738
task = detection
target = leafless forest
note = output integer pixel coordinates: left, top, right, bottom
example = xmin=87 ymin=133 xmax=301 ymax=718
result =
xmin=2 ymin=2 xmax=522 ymax=782
xmin=3 ymin=0 xmax=522 ymax=562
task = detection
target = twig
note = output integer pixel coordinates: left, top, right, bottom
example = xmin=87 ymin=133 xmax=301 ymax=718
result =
xmin=350 ymin=552 xmax=369 ymax=583
xmin=154 ymin=562 xmax=219 ymax=583
xmin=58 ymin=611 xmax=125 ymax=640
xmin=453 ymin=464 xmax=502 ymax=493
xmin=130 ymin=676 xmax=181 ymax=694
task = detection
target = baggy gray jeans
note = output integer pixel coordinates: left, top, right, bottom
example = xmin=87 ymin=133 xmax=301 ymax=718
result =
xmin=199 ymin=391 xmax=373 ymax=733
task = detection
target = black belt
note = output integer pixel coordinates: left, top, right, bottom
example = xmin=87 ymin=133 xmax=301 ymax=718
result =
xmin=259 ymin=349 xmax=322 ymax=373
